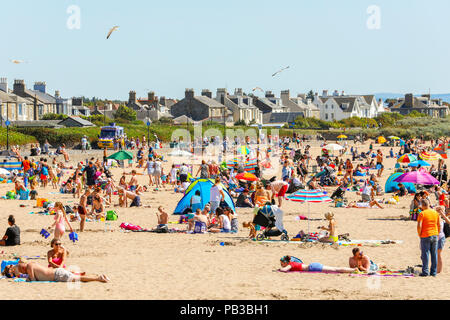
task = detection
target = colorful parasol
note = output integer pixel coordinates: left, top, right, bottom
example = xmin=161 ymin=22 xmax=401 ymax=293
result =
xmin=394 ymin=171 xmax=440 ymax=185
xmin=397 ymin=154 xmax=417 ymax=163
xmin=235 ymin=172 xmax=259 ymax=181
xmin=378 ymin=136 xmax=387 ymax=144
xmin=420 ymin=151 xmax=441 ymax=161
xmin=286 ymin=190 xmax=332 ymax=233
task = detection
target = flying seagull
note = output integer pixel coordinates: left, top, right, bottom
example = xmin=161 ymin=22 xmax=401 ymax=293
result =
xmin=107 ymin=26 xmax=119 ymax=39
xmin=10 ymin=59 xmax=27 ymax=64
xmin=272 ymin=66 xmax=290 ymax=77
xmin=252 ymin=87 xmax=264 ymax=93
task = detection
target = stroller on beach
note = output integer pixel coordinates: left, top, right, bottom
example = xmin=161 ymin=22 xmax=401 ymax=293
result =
xmin=253 ymin=205 xmax=289 ymax=241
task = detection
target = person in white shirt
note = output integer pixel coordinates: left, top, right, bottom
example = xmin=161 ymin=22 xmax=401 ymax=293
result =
xmin=210 ymin=177 xmax=225 ymax=218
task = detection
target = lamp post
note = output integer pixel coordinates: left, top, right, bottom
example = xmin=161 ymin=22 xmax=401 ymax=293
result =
xmin=6 ymin=102 xmax=10 ymax=151
xmin=146 ymin=118 xmax=151 ymax=149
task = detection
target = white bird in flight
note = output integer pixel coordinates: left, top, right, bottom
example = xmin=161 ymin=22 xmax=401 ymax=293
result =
xmin=272 ymin=66 xmax=290 ymax=77
xmin=107 ymin=26 xmax=119 ymax=39
xmin=252 ymin=87 xmax=264 ymax=93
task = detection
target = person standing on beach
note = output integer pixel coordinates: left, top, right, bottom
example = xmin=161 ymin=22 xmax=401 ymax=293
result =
xmin=210 ymin=177 xmax=225 ymax=216
xmin=83 ymin=161 xmax=97 ymax=189
xmin=78 ymin=189 xmax=90 ymax=232
xmin=417 ymin=200 xmax=440 ymax=277
xmin=81 ymin=136 xmax=88 ymax=153
xmin=376 ymin=150 xmax=384 ymax=178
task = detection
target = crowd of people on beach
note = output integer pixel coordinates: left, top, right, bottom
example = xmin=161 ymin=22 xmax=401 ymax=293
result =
xmin=0 ymin=132 xmax=449 ymax=282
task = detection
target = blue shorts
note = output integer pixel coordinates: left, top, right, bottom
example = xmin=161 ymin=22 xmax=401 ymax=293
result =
xmin=221 ymin=229 xmax=231 ymax=233
xmin=438 ymin=237 xmax=446 ymax=250
xmin=308 ymin=263 xmax=323 ymax=272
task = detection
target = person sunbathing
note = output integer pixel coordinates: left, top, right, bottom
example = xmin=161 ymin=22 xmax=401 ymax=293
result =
xmin=347 ymin=200 xmax=384 ymax=209
xmin=3 ymin=259 xmax=109 ymax=283
xmin=349 ymin=248 xmax=386 ymax=272
xmin=279 ymin=256 xmax=357 ymax=273
xmin=318 ymin=212 xmax=338 ymax=243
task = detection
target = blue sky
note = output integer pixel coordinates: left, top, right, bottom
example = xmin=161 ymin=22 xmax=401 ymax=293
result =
xmin=1 ymin=0 xmax=449 ymax=100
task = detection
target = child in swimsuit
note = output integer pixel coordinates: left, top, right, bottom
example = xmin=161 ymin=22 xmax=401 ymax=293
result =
xmin=48 ymin=202 xmax=74 ymax=240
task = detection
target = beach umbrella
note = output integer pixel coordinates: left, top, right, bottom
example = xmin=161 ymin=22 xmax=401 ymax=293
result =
xmin=435 ymin=150 xmax=448 ymax=160
xmin=238 ymin=145 xmax=250 ymax=156
xmin=408 ymin=160 xmax=431 ymax=167
xmin=394 ymin=171 xmax=440 ymax=185
xmin=323 ymin=144 xmax=344 ymax=151
xmin=389 ymin=136 xmax=401 ymax=140
xmin=378 ymin=136 xmax=387 ymax=144
xmin=244 ymin=158 xmax=258 ymax=173
xmin=286 ymin=190 xmax=332 ymax=233
xmin=107 ymin=151 xmax=133 ymax=161
xmin=337 ymin=135 xmax=348 ymax=139
xmin=420 ymin=151 xmax=441 ymax=161
xmin=235 ymin=172 xmax=258 ymax=182
xmin=397 ymin=154 xmax=417 ymax=163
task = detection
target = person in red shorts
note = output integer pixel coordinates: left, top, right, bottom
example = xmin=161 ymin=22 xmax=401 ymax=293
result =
xmin=268 ymin=180 xmax=289 ymax=208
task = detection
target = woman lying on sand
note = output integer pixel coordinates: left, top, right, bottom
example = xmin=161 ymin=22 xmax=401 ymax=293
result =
xmin=279 ymin=256 xmax=358 ymax=273
xmin=346 ymin=201 xmax=384 ymax=209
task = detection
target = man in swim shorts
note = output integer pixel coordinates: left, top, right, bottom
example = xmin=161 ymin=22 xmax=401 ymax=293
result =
xmin=78 ymin=188 xmax=90 ymax=232
xmin=349 ymin=248 xmax=385 ymax=272
xmin=3 ymin=260 xmax=109 ymax=283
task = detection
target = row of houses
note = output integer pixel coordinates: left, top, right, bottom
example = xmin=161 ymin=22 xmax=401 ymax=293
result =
xmin=2 ymin=75 xmax=448 ymax=128
xmin=0 ymin=78 xmax=93 ymax=123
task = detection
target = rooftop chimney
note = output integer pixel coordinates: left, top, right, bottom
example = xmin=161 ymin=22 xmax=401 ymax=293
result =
xmin=55 ymin=90 xmax=60 ymax=98
xmin=235 ymin=88 xmax=243 ymax=96
xmin=281 ymin=90 xmax=290 ymax=100
xmin=405 ymin=93 xmax=414 ymax=108
xmin=322 ymin=90 xmax=328 ymax=97
xmin=160 ymin=96 xmax=166 ymax=106
xmin=201 ymin=89 xmax=212 ymax=99
xmin=265 ymin=91 xmax=274 ymax=98
xmin=0 ymin=78 xmax=8 ymax=93
xmin=129 ymin=91 xmax=137 ymax=104
xmin=185 ymin=88 xmax=194 ymax=99
xmin=333 ymin=90 xmax=339 ymax=96
xmin=34 ymin=81 xmax=46 ymax=94
xmin=341 ymin=91 xmax=345 ymax=96
xmin=148 ymin=91 xmax=155 ymax=102
xmin=13 ymin=79 xmax=25 ymax=95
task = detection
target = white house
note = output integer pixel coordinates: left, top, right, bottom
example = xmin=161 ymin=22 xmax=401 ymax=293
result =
xmin=313 ymin=90 xmax=385 ymax=121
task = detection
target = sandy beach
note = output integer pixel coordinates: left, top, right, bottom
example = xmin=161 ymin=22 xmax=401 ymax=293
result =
xmin=0 ymin=141 xmax=448 ymax=300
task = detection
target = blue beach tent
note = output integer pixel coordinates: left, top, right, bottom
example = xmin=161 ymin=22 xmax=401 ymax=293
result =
xmin=173 ymin=179 xmax=236 ymax=215
xmin=385 ymin=172 xmax=416 ymax=194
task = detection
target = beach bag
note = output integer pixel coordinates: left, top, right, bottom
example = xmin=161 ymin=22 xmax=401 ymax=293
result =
xmin=409 ymin=208 xmax=420 ymax=221
xmin=64 ymin=205 xmax=74 ymax=214
xmin=444 ymin=223 xmax=450 ymax=239
xmin=106 ymin=210 xmax=118 ymax=221
xmin=194 ymin=221 xmax=207 ymax=234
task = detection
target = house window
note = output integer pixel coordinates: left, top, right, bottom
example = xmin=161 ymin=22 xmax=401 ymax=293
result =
xmin=38 ymin=105 xmax=43 ymax=116
xmin=18 ymin=104 xmax=23 ymax=116
xmin=325 ymin=114 xmax=328 ymax=120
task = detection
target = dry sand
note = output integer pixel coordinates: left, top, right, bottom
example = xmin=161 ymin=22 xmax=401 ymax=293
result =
xmin=0 ymin=141 xmax=448 ymax=300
